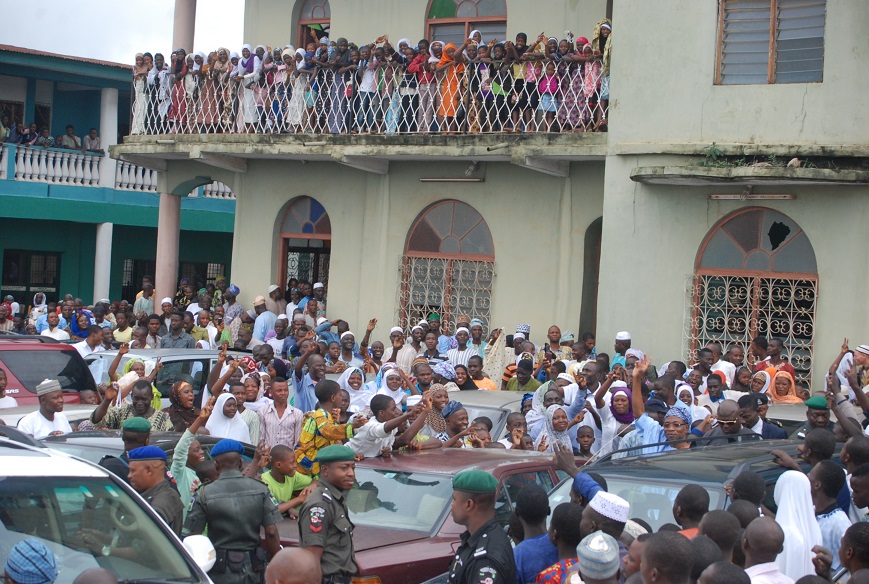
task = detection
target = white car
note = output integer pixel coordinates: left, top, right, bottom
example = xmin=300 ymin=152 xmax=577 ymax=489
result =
xmin=0 ymin=430 xmax=215 ymax=583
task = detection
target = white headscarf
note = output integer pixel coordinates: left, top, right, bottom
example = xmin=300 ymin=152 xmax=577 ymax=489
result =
xmin=773 ymin=470 xmax=823 ymax=580
xmin=192 ymin=51 xmax=206 ymax=71
xmin=376 ymin=368 xmax=405 ymax=405
xmin=295 ymin=47 xmax=308 ymax=71
xmin=337 ymin=367 xmax=374 ymax=412
xmin=206 ymin=393 xmax=251 ymax=442
xmin=677 ymin=384 xmax=712 ymax=422
xmin=534 ymin=404 xmax=573 ymax=453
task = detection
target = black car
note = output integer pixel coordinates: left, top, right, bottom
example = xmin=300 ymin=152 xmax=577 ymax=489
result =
xmin=549 ymin=439 xmax=841 ymax=531
xmin=42 ymin=431 xmax=258 ymax=466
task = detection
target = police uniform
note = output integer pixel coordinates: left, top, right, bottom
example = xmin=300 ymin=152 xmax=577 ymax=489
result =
xmin=447 ymin=471 xmax=516 ymax=584
xmin=183 ymin=440 xmax=282 ymax=584
xmin=298 ymin=445 xmax=358 ymax=584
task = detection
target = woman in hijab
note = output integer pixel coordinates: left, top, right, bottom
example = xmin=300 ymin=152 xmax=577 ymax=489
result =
xmin=235 ymin=44 xmax=263 ymax=132
xmin=205 ymin=393 xmax=251 ymax=442
xmin=267 ymin=358 xmax=289 ymax=381
xmin=163 ymin=381 xmax=200 ymax=431
xmin=750 ymin=369 xmax=773 ymax=394
xmin=770 ymin=370 xmax=804 ymax=404
xmin=677 ymin=383 xmax=713 ymax=422
xmin=453 ymin=365 xmax=478 ymax=390
xmin=377 ymin=368 xmax=406 ymax=405
xmin=196 ymin=51 xmax=218 ymax=131
xmin=593 ymin=377 xmax=635 ymax=457
xmin=337 ymin=366 xmax=374 ymax=413
xmin=168 ymin=49 xmax=189 ymax=132
xmin=132 ymin=53 xmax=149 ymax=134
xmin=432 ymin=361 xmax=460 ymax=392
xmin=436 ymin=41 xmax=468 ymax=133
xmin=28 ymin=292 xmax=48 ymax=326
xmin=287 ymin=48 xmax=310 ymax=131
xmin=210 ymin=48 xmax=233 ymax=131
xmin=774 ymin=470 xmax=823 ymax=579
xmin=534 ymin=404 xmax=579 ymax=453
xmin=421 ymin=384 xmax=451 ymax=438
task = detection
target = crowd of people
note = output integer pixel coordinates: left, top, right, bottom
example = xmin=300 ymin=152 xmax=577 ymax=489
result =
xmin=4 ymin=272 xmax=869 ymax=584
xmin=130 ymin=21 xmax=612 ymax=136
xmin=0 ymin=117 xmax=106 ymax=153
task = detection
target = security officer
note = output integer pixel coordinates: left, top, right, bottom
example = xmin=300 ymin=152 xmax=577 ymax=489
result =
xmin=447 ymin=470 xmax=516 ymax=584
xmin=183 ymin=439 xmax=282 ymax=584
xmin=298 ymin=445 xmax=358 ymax=584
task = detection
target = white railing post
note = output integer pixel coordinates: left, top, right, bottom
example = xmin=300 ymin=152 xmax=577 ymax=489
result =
xmin=22 ymin=146 xmax=33 ymax=180
xmin=91 ymin=156 xmax=101 ymax=186
xmin=83 ymin=154 xmax=93 ymax=185
xmin=36 ymin=148 xmax=48 ymax=181
xmin=0 ymin=144 xmax=6 ymax=180
xmin=45 ymin=149 xmax=57 ymax=183
xmin=74 ymin=152 xmax=85 ymax=185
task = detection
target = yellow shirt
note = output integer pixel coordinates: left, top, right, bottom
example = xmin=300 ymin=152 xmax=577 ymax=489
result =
xmin=474 ymin=377 xmax=498 ymax=391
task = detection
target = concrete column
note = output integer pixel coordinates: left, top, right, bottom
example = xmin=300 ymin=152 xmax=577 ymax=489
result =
xmin=156 ymin=193 xmax=182 ymax=303
xmin=172 ymin=0 xmax=197 ymax=53
xmin=99 ymin=87 xmax=118 ymax=188
xmin=93 ymin=222 xmax=114 ymax=303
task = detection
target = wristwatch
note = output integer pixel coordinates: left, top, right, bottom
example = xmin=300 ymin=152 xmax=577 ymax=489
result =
xmin=101 ymin=545 xmax=111 ymax=557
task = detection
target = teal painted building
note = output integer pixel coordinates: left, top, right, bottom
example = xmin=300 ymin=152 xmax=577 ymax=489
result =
xmin=0 ymin=45 xmax=234 ymax=309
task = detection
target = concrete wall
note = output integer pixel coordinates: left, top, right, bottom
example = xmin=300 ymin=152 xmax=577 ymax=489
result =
xmin=610 ymin=0 xmax=869 ymax=148
xmin=245 ymin=0 xmax=608 ymax=50
xmin=223 ymin=159 xmax=604 ymax=339
xmin=595 ymin=152 xmax=869 ymax=386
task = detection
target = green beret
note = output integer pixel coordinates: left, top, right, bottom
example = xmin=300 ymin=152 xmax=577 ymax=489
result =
xmin=315 ymin=445 xmax=356 ymax=463
xmin=805 ymin=395 xmax=829 ymax=410
xmin=122 ymin=417 xmax=152 ymax=433
xmin=452 ymin=470 xmax=498 ymax=494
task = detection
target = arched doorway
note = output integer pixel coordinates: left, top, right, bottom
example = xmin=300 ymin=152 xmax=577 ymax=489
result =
xmin=278 ymin=196 xmax=331 ymax=292
xmin=297 ymin=0 xmax=330 ymax=48
xmin=398 ymin=200 xmax=494 ymax=331
xmin=426 ymin=0 xmax=507 ymax=46
xmin=686 ymin=207 xmax=818 ymax=383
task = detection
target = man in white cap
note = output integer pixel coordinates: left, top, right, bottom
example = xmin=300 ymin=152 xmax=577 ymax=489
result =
xmin=17 ymin=379 xmax=72 ymax=439
xmin=612 ymin=331 xmax=632 ymax=370
xmin=267 ymin=314 xmax=291 ymax=355
xmin=383 ymin=326 xmax=416 ymax=375
xmin=312 ymin=282 xmax=327 ymax=318
xmin=580 ymin=492 xmax=630 ymax=564
xmin=253 ymin=296 xmax=277 ymax=342
xmin=837 ymin=343 xmax=869 ymax=400
xmin=158 ymin=297 xmax=174 ymax=336
xmin=266 ymin=284 xmax=287 ymax=316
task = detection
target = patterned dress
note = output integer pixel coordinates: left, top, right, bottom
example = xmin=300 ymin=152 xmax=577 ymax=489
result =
xmin=294 ymin=408 xmax=354 ymax=476
xmin=536 ymin=559 xmax=577 ymax=584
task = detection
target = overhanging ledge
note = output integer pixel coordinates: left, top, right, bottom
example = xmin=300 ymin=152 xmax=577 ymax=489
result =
xmin=630 ymin=166 xmax=869 ymax=187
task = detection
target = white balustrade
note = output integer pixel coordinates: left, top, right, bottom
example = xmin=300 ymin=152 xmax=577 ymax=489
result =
xmin=0 ymin=144 xmax=7 ymax=179
xmin=7 ymin=145 xmax=104 ymax=186
xmin=112 ymin=159 xmax=158 ymax=192
xmin=202 ymin=181 xmax=235 ymax=199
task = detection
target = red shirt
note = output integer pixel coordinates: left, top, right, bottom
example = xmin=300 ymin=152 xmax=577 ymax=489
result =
xmin=754 ymin=359 xmax=797 ymax=378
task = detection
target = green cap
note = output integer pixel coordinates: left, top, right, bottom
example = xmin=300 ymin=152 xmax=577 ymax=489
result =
xmin=122 ymin=417 xmax=152 ymax=433
xmin=805 ymin=395 xmax=829 ymax=410
xmin=315 ymin=445 xmax=356 ymax=463
xmin=452 ymin=470 xmax=498 ymax=494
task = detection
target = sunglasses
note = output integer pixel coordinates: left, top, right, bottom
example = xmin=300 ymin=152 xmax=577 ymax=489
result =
xmin=717 ymin=419 xmax=739 ymax=426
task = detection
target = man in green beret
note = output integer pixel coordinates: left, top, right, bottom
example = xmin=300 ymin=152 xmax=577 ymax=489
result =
xmin=298 ymin=445 xmax=358 ymax=584
xmin=447 ymin=470 xmax=515 ymax=584
xmin=795 ymin=394 xmax=835 ymax=439
xmin=97 ymin=416 xmax=152 ymax=485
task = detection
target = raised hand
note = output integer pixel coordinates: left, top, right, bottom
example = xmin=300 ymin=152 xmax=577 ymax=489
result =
xmin=634 ymin=355 xmax=652 ymax=378
xmin=105 ymin=383 xmax=119 ymax=403
xmin=842 ymin=338 xmax=850 ymax=354
xmin=119 ymin=343 xmax=130 ymax=356
xmin=537 ymin=436 xmax=548 ymax=452
xmin=200 ymin=396 xmax=216 ymax=420
xmin=352 ymin=415 xmax=369 ymax=429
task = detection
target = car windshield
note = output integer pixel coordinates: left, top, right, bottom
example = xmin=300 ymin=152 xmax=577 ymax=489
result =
xmin=87 ymin=354 xmax=211 ymax=398
xmin=0 ymin=475 xmax=200 ymax=583
xmin=349 ymin=468 xmax=454 ymax=534
xmin=549 ymin=476 xmax=723 ymax=532
xmin=0 ymin=349 xmax=96 ymax=393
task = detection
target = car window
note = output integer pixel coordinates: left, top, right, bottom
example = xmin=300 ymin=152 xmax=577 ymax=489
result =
xmin=0 ymin=475 xmax=202 ymax=583
xmin=155 ymin=359 xmax=211 ymax=397
xmin=0 ymin=349 xmax=96 ymax=393
xmin=348 ymin=468 xmax=454 ymax=534
xmin=495 ymin=471 xmax=554 ymax=526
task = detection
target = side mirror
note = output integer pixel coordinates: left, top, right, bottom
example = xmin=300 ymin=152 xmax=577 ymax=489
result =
xmin=182 ymin=535 xmax=216 ymax=572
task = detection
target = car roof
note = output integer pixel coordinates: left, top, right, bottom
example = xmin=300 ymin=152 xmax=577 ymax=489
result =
xmin=0 ymin=437 xmax=110 ymax=477
xmin=0 ymin=339 xmax=78 ymax=349
xmin=92 ymin=349 xmax=231 ymax=358
xmin=42 ymin=431 xmax=254 ymax=450
xmin=356 ymin=448 xmax=555 ymax=475
xmin=588 ymin=439 xmax=803 ymax=483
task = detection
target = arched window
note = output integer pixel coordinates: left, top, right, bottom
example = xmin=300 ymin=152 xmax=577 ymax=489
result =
xmin=426 ymin=0 xmax=507 ymax=46
xmin=686 ymin=207 xmax=818 ymax=383
xmin=298 ymin=0 xmax=330 ymax=48
xmin=398 ymin=200 xmax=495 ymax=331
xmin=279 ymin=196 xmax=331 ymax=290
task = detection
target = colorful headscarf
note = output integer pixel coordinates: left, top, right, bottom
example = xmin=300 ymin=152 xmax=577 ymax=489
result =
xmin=433 ymin=361 xmax=456 ymax=381
xmin=166 ymin=381 xmax=200 ymax=429
xmin=608 ymin=382 xmax=634 ymax=425
xmin=441 ymin=400 xmax=464 ymax=419
xmin=770 ymin=370 xmax=803 ymax=404
xmin=751 ymin=370 xmax=773 ymax=394
xmin=665 ymin=406 xmax=691 ymax=425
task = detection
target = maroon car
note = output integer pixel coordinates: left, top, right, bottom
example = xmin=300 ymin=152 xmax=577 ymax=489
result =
xmin=0 ymin=338 xmax=96 ymax=405
xmin=276 ymin=448 xmax=565 ymax=584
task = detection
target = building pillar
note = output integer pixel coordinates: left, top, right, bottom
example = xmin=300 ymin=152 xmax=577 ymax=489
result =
xmin=156 ymin=193 xmax=182 ymax=303
xmin=93 ymin=222 xmax=113 ymax=303
xmin=99 ymin=87 xmax=118 ymax=188
xmin=172 ymin=0 xmax=197 ymax=53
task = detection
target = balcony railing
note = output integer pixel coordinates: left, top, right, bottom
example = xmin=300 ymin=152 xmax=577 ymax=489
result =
xmin=0 ymin=143 xmax=103 ymax=186
xmin=130 ymin=58 xmax=608 ymax=136
xmin=114 ymin=159 xmax=159 ymax=192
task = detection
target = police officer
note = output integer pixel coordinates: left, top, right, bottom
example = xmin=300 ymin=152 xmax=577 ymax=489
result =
xmin=183 ymin=439 xmax=282 ymax=584
xmin=298 ymin=445 xmax=358 ymax=584
xmin=447 ymin=470 xmax=516 ymax=584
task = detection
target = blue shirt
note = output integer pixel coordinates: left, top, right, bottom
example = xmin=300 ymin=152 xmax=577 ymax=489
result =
xmin=437 ymin=334 xmax=453 ymax=354
xmin=297 ymin=296 xmax=311 ymax=310
xmin=292 ymin=371 xmax=317 ymax=414
xmin=513 ymin=534 xmax=559 ymax=584
xmin=36 ymin=314 xmax=67 ymax=333
xmin=611 ymin=353 xmax=626 ymax=370
xmin=253 ymin=311 xmax=277 ymax=342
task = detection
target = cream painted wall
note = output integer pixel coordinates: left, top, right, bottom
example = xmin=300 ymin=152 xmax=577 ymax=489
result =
xmin=244 ymin=0 xmax=608 ymax=51
xmin=596 ymin=153 xmax=869 ymax=386
xmin=611 ymin=0 xmax=869 ymax=148
xmin=224 ymin=159 xmax=603 ymax=343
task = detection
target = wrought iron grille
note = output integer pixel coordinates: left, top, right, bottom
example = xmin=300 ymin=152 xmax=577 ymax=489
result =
xmin=397 ymin=256 xmax=494 ymax=331
xmin=684 ymin=274 xmax=818 ymax=385
xmin=286 ymin=249 xmax=330 ymax=287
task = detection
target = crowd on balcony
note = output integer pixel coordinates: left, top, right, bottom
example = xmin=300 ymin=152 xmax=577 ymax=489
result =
xmin=0 ymin=117 xmax=105 ymax=154
xmin=130 ymin=18 xmax=612 ymax=136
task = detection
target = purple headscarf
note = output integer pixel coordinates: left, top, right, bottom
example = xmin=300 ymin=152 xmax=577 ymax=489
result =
xmin=609 ymin=382 xmax=634 ymax=425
